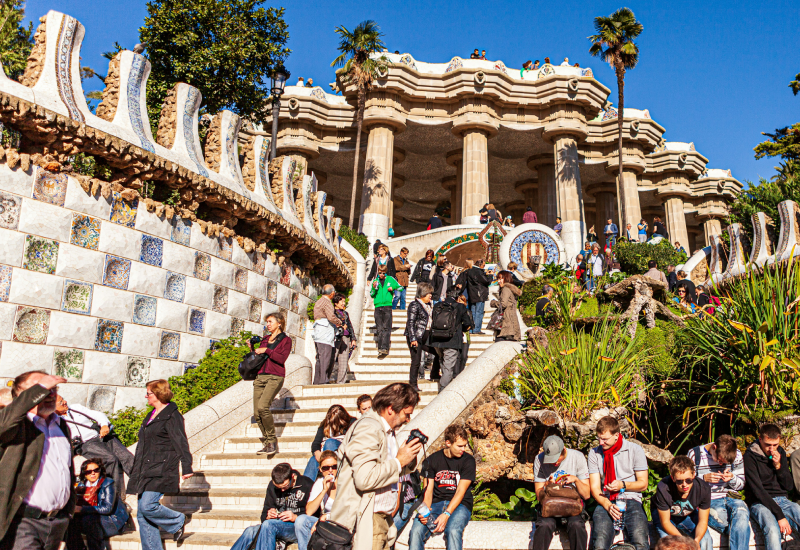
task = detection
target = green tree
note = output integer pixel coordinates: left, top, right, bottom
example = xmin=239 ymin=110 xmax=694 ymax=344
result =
xmin=790 ymin=72 xmax=799 ymax=96
xmin=140 ymin=0 xmax=290 ymax=132
xmin=331 ymin=20 xmax=387 ymax=229
xmin=0 ymin=0 xmax=33 ymax=80
xmin=589 ymin=8 xmax=643 ymax=231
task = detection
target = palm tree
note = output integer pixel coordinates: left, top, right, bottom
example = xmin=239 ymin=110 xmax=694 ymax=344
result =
xmin=589 ymin=8 xmax=643 ymax=231
xmin=331 ymin=20 xmax=387 ymax=229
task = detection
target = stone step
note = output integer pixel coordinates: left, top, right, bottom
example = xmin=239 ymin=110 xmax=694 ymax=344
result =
xmin=162 ymin=487 xmax=267 ymax=511
xmin=271 ymin=396 xmax=434 ymax=422
xmin=300 ymin=380 xmax=435 ymax=397
xmin=110 ymin=531 xmax=242 ymax=550
xmin=358 ymin=348 xmax=489 ymax=359
xmin=200 ymin=450 xmax=312 ymax=469
xmin=180 ymin=468 xmax=275 ymax=490
xmin=358 ymin=333 xmax=496 ymax=342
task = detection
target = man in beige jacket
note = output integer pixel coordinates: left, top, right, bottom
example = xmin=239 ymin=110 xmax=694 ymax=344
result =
xmin=330 ymin=383 xmax=423 ymax=550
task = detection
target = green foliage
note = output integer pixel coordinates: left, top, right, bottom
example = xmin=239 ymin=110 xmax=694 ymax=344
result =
xmin=754 ymin=123 xmax=800 ymax=164
xmin=614 ymin=239 xmax=686 ymax=275
xmin=631 ymin=320 xmax=682 ymax=403
xmin=1 ymin=123 xmax=21 ymax=149
xmin=109 ymin=406 xmax=151 ymax=447
xmin=791 ymin=72 xmax=800 ymax=96
xmin=643 ymin=465 xmax=666 ymax=520
xmin=0 ymin=0 xmax=33 ymax=80
xmin=471 ymin=480 xmax=510 ymax=521
xmin=140 ymin=0 xmax=290 ymax=134
xmin=339 ymin=224 xmax=369 ymax=259
xmin=500 ymin=487 xmax=539 ymax=521
xmin=307 ymin=299 xmax=316 ymax=319
xmin=588 ymin=8 xmax=643 ymax=71
xmin=68 ymin=153 xmax=112 ymax=179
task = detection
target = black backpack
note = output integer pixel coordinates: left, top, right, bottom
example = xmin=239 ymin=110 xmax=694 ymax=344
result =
xmin=430 ymin=301 xmax=458 ymax=339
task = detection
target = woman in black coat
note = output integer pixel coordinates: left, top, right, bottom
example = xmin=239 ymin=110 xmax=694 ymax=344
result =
xmin=405 ymin=282 xmax=434 ymax=390
xmin=127 ymin=380 xmax=193 ymax=549
xmin=410 ymin=249 xmax=436 ymax=283
xmin=431 ymin=259 xmax=455 ymax=303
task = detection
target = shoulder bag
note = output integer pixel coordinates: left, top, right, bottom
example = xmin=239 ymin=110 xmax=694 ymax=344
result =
xmin=485 ymin=302 xmax=504 ymax=331
xmin=539 ymin=481 xmax=583 ymax=518
xmin=238 ymin=333 xmax=285 ymax=380
xmin=308 ymin=520 xmax=353 ymax=550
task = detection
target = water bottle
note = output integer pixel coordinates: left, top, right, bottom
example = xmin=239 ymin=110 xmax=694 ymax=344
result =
xmin=417 ymin=503 xmax=436 ymax=532
xmin=613 ymin=498 xmax=627 ymax=532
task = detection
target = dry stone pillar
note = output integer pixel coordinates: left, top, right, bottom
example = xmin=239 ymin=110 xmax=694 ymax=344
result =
xmin=703 ymin=218 xmax=723 ymax=246
xmin=460 ymin=130 xmax=489 ymax=225
xmin=529 ymin=157 xmax=557 ymax=228
xmin=663 ymin=196 xmax=690 ymax=251
xmin=619 ymin=169 xmax=643 ymax=231
xmin=595 ymin=190 xmax=618 ymax=249
xmin=554 ymin=136 xmax=586 ymax=264
xmin=359 ymin=123 xmax=395 ymax=242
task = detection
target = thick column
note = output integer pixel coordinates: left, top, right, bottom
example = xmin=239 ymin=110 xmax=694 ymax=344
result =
xmin=554 ymin=136 xmax=586 ymax=264
xmin=595 ymin=191 xmax=618 ymax=249
xmin=460 ymin=130 xmax=489 ymax=225
xmin=537 ymin=164 xmax=557 ymax=227
xmin=703 ymin=218 xmax=723 ymax=246
xmin=514 ymin=180 xmax=538 ymax=221
xmin=663 ymin=196 xmax=690 ymax=251
xmin=359 ymin=124 xmax=395 ymax=242
xmin=618 ymin=169 xmax=643 ymax=231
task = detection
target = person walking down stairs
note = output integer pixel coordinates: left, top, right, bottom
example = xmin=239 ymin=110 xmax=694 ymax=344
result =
xmin=312 ymin=285 xmax=342 ymax=385
xmin=371 ymin=265 xmax=399 ymax=357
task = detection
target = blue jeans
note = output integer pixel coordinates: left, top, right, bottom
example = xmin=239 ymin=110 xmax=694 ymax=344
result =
xmin=137 ymin=491 xmax=185 ymax=550
xmin=230 ymin=519 xmax=298 ymax=550
xmin=303 ymin=438 xmax=342 ymax=479
xmin=708 ymin=497 xmax=750 ymax=550
xmin=591 ymin=499 xmax=649 ymax=550
xmin=409 ymin=501 xmax=471 ymax=550
xmin=469 ymin=301 xmax=485 ymax=333
xmin=295 ymin=514 xmax=319 ymax=550
xmin=750 ymin=496 xmax=800 ymax=550
xmin=393 ymin=287 xmax=407 ymax=309
xmin=394 ymin=500 xmax=417 ymax=532
xmin=587 ymin=277 xmax=597 ymax=293
xmin=655 ymin=511 xmax=713 ymax=550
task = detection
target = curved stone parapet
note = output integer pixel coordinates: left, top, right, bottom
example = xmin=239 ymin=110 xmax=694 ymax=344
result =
xmin=749 ymin=212 xmax=772 ymax=267
xmin=324 ymin=205 xmax=335 ymax=245
xmin=775 ymin=200 xmax=800 ymax=262
xmin=498 ymin=223 xmax=566 ymax=280
xmin=684 ymin=246 xmax=712 ymax=285
xmin=280 ymin=156 xmax=302 ymax=226
xmin=300 ymin=173 xmax=318 ymax=238
xmin=171 ymin=83 xmax=210 ymax=178
xmin=110 ymin=51 xmax=156 ymax=154
xmin=723 ymin=223 xmax=750 ymax=278
xmin=708 ymin=234 xmax=726 ymax=284
xmin=314 ymin=191 xmax=330 ymax=248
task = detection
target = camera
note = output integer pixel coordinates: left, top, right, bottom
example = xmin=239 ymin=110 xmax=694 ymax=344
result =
xmin=250 ymin=335 xmax=262 ymax=347
xmin=406 ymin=428 xmax=428 ymax=446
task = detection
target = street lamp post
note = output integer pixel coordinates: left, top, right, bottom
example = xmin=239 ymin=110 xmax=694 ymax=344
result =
xmin=269 ymin=66 xmax=290 ymax=161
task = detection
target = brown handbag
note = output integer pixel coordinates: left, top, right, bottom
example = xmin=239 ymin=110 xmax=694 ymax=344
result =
xmin=540 ymin=481 xmax=583 ymax=518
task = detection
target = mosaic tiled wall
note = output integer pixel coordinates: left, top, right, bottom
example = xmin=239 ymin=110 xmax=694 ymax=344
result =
xmin=0 ymin=164 xmax=317 ymax=413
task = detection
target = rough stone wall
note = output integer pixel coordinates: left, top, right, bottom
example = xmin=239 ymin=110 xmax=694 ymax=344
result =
xmin=340 ymin=246 xmax=358 ymax=282
xmin=95 ymin=55 xmax=121 ymax=122
xmin=691 ymin=257 xmax=709 ymax=284
xmin=268 ymin=156 xmax=285 ymax=207
xmin=19 ymin=16 xmax=46 ymax=87
xmin=204 ymin=114 xmax=223 ymax=171
xmin=293 ymin=159 xmax=306 ymax=222
xmin=156 ymin=85 xmax=179 ymax=149
xmin=239 ymin=133 xmax=257 ymax=191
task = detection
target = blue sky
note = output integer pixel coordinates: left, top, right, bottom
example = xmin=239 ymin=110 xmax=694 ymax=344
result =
xmin=34 ymin=0 xmax=799 ymax=186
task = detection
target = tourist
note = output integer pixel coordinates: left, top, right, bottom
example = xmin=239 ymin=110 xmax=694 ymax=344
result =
xmin=587 ymin=244 xmax=603 ymax=293
xmin=470 ymin=48 xmax=480 ymax=59
xmin=674 ymin=287 xmax=696 ymax=314
xmin=251 ymin=313 xmax=292 ymax=455
xmin=654 ymin=535 xmax=700 ymax=550
xmin=427 ymin=212 xmax=443 ymax=230
xmin=523 ymin=206 xmax=538 ymax=224
xmin=638 ymin=219 xmax=648 ymax=242
xmin=432 ymin=259 xmax=455 ymax=305
xmin=393 ymin=247 xmax=412 ymax=310
xmin=303 ymin=405 xmax=355 ymax=479
xmin=654 ymin=456 xmax=713 ymax=550
xmin=521 ymin=60 xmax=533 ymax=78
xmin=687 ymin=434 xmax=750 ymax=550
xmin=573 ymin=62 xmax=580 ymax=68
xmin=554 ymin=217 xmax=563 ymax=235
xmin=409 ymin=425 xmax=475 ymax=550
xmin=230 ymin=463 xmax=314 ymax=550
xmin=480 ymin=50 xmax=487 ymax=60
xmin=0 ymin=371 xmax=71 ymax=550
xmin=66 ymin=458 xmax=129 ymax=550
xmin=506 ymin=261 xmax=525 ymax=287
xmin=652 ymin=216 xmax=668 ymax=239
xmin=576 ymin=254 xmax=587 ymax=282
xmin=536 ymin=285 xmax=554 ymax=317
xmin=675 ymin=241 xmax=687 ymax=255
xmin=306 ymin=78 xmax=314 ymax=88
xmin=297 ymin=76 xmax=305 ymax=86
xmin=127 ymin=379 xmax=193 ymax=549
xmin=744 ymin=423 xmax=800 ymax=550
xmin=454 ymin=260 xmax=472 ymax=299
xmin=603 ymin=248 xmax=614 ymax=273
xmin=427 ymin=292 xmax=473 ymax=390
xmin=486 ymin=203 xmax=500 ymax=223
xmin=296 ymin=451 xmax=339 ymax=550
xmin=588 ymin=416 xmax=650 ymax=550
xmin=604 ymin=218 xmax=619 ymax=249
xmin=333 ymin=293 xmax=356 ymax=384
xmin=532 ymin=435 xmax=590 ymax=550
xmin=695 ymin=286 xmax=716 ymax=316
xmin=645 ymin=260 xmax=668 ymax=285
xmin=479 ymin=204 xmax=489 ymax=223
xmin=411 ymin=249 xmax=436 ymax=283
xmin=357 ymin=394 xmax=372 ymax=416
xmin=373 ymin=239 xmax=383 ymax=256
xmin=503 ymin=215 xmax=515 ymax=228
xmin=625 ymin=222 xmax=633 ymax=241
xmin=675 ymin=271 xmax=696 ymax=298
xmin=455 ymin=294 xmax=473 ymax=377
xmin=466 ymin=259 xmax=494 ymax=333
xmin=580 ymin=241 xmax=591 ymax=257
xmin=544 ymin=57 xmax=551 ymax=64
xmin=329 ymin=383 xmax=424 ymax=550
xmin=56 ymin=394 xmax=134 ymax=495
xmin=493 ymin=270 xmax=522 ymax=342
xmin=587 ymin=225 xmax=598 ymax=243
xmin=372 ymin=265 xmax=399 ymax=357
xmin=369 ymin=244 xmax=396 ymax=280
xmin=561 ymin=57 xmax=570 ymax=66
xmin=667 ymin=265 xmax=678 ymax=292
xmin=406 ymin=282 xmax=435 ymax=390
xmin=313 ymin=285 xmax=343 ymax=386
xmin=533 ymin=60 xmax=540 ymax=69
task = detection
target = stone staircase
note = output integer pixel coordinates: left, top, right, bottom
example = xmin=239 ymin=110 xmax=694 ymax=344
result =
xmin=110 ymin=281 xmax=497 ymax=549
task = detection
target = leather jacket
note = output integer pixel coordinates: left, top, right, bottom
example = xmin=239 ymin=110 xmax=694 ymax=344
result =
xmin=78 ymin=477 xmax=129 ymax=532
xmin=404 ymin=300 xmax=430 ymax=342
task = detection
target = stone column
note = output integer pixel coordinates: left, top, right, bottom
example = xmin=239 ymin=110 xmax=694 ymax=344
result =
xmin=595 ymin=190 xmax=618 ymax=249
xmin=527 ymin=158 xmax=557 ymax=228
xmin=359 ymin=123 xmax=395 ymax=242
xmin=663 ymin=196 xmax=690 ymax=252
xmin=514 ymin=180 xmax=538 ymax=221
xmin=618 ymin=169 xmax=643 ymax=231
xmin=390 ymin=175 xmax=405 ymax=232
xmin=703 ymin=218 xmax=723 ymax=246
xmin=553 ymin=136 xmax=586 ymax=264
xmin=461 ymin=130 xmax=489 ymax=225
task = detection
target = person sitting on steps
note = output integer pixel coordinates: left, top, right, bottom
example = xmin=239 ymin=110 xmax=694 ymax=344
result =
xmin=654 ymin=456 xmax=713 ymax=550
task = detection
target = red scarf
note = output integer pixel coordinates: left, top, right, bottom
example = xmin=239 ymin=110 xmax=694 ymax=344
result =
xmin=603 ymin=436 xmax=625 ymax=501
xmin=79 ymin=477 xmax=105 ymax=507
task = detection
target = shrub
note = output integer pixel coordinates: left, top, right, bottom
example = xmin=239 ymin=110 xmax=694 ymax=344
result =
xmin=109 ymin=406 xmax=151 ymax=446
xmin=614 ymin=240 xmax=687 ymax=275
xmin=339 ymin=225 xmax=369 ymax=259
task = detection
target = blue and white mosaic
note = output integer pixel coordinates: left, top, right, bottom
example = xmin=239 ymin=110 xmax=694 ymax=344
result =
xmin=188 ymin=309 xmax=205 ymax=335
xmin=171 ymin=216 xmax=192 ymax=246
xmin=139 ymin=235 xmax=163 ymax=266
xmin=158 ymin=331 xmax=180 ymax=359
xmin=132 ymin=294 xmax=157 ymax=326
xmin=95 ymin=319 xmax=123 ymax=353
xmin=126 ymin=54 xmax=155 ymax=153
xmin=164 ymin=272 xmax=186 ymax=302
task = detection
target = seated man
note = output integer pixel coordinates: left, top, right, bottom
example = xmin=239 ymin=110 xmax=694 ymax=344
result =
xmin=654 ymin=456 xmax=712 ymax=550
xmin=532 ymin=435 xmax=590 ymax=550
xmin=744 ymin=423 xmax=800 ymax=550
xmin=588 ymin=416 xmax=650 ymax=550
xmin=687 ymin=434 xmax=750 ymax=550
xmin=409 ymin=424 xmax=475 ymax=550
xmin=231 ymin=463 xmax=314 ymax=550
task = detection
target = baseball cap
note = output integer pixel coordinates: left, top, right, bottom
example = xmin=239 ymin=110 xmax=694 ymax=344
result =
xmin=542 ymin=435 xmax=565 ymax=464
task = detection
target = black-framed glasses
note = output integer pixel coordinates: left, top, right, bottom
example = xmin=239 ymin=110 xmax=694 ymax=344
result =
xmin=320 ymin=465 xmax=338 ymax=472
xmin=85 ymin=468 xmax=100 ymax=475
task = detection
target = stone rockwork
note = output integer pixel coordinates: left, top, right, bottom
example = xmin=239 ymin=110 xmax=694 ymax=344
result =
xmin=19 ymin=16 xmax=46 ymax=88
xmin=203 ymin=114 xmax=223 ymax=172
xmin=96 ymin=54 xmax=121 ymax=122
xmin=238 ymin=132 xmax=257 ymax=192
xmin=155 ymin=85 xmax=179 ymax=149
xmin=268 ymin=156 xmax=284 ymax=207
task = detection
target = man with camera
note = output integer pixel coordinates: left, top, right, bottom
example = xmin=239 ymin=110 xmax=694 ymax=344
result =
xmin=330 ymin=383 xmax=423 ymax=550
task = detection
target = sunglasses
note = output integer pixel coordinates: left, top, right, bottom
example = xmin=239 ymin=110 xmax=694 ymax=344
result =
xmin=320 ymin=465 xmax=338 ymax=473
xmin=674 ymin=478 xmax=693 ymax=486
xmin=84 ymin=468 xmax=101 ymax=475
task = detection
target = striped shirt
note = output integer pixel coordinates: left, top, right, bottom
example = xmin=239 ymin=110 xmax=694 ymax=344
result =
xmin=687 ymin=444 xmax=745 ymax=500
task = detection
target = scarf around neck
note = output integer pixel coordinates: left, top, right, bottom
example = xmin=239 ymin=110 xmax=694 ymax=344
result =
xmin=603 ymin=435 xmax=625 ymax=500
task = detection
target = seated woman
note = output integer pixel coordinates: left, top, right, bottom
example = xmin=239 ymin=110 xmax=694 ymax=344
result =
xmin=673 ymin=286 xmax=697 ymax=314
xmin=296 ymin=451 xmax=339 ymax=550
xmin=66 ymin=458 xmax=130 ymax=550
xmin=302 ymin=404 xmax=354 ymax=479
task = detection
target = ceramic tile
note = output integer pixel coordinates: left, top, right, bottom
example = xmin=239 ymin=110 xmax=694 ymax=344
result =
xmin=125 ymin=356 xmax=150 ymax=387
xmin=290 ymin=292 xmax=299 ymax=314
xmin=280 ymin=263 xmax=291 ymax=285
xmin=194 ymin=252 xmax=211 ymax=281
xmin=212 ymin=285 xmax=228 ymax=313
xmin=53 ymin=348 xmax=84 ymax=381
xmin=13 ymin=306 xmax=50 ymax=344
xmin=230 ymin=317 xmax=244 ymax=337
xmin=164 ymin=272 xmax=186 ymax=302
xmin=70 ymin=213 xmax=101 ymax=250
xmin=95 ymin=319 xmax=124 ymax=353
xmin=103 ymin=255 xmax=131 ymax=290
xmin=248 ymin=298 xmax=262 ymax=323
xmin=0 ymin=265 xmax=11 ymax=302
xmin=87 ymin=386 xmax=116 ymax=413
xmin=218 ymin=237 xmax=232 ymax=261
xmin=158 ymin=331 xmax=180 ymax=359
xmin=253 ymin=252 xmax=266 ymax=275
xmin=32 ymin=168 xmax=67 ymax=207
xmin=0 ymin=191 xmax=22 ymax=229
xmin=266 ymin=280 xmax=277 ymax=303
xmin=183 ymin=363 xmax=198 ymax=374
xmin=61 ymin=280 xmax=93 ymax=315
xmin=109 ymin=191 xmax=138 ymax=228
xmin=23 ymin=235 xmax=59 ymax=274
xmin=132 ymin=295 xmax=157 ymax=326
xmin=188 ymin=309 xmax=205 ymax=335
xmin=139 ymin=235 xmax=163 ymax=266
xmin=234 ymin=268 xmax=248 ymax=292
xmin=171 ymin=217 xmax=192 ymax=246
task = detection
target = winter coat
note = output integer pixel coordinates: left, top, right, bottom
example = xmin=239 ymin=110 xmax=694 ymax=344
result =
xmin=495 ymin=284 xmax=523 ymax=341
xmin=370 ymin=276 xmax=399 ymax=308
xmin=405 ymin=300 xmax=430 ymax=343
xmin=393 ymin=256 xmax=411 ymax=287
xmin=368 ymin=255 xmax=396 ymax=281
xmin=77 ymin=477 xmax=129 ymax=535
xmin=411 ymin=259 xmax=436 ymax=283
xmin=466 ymin=266 xmax=493 ymax=304
xmin=426 ymin=298 xmax=473 ymax=349
xmin=432 ymin=269 xmax=454 ymax=300
xmin=127 ymin=402 xmax=193 ymax=495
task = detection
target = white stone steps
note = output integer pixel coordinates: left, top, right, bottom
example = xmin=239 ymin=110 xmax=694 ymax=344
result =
xmin=110 ymin=531 xmax=242 ymax=550
xmin=181 ymin=468 xmax=275 ymax=489
xmin=200 ymin=450 xmax=312 ymax=469
xmin=279 ymin=390 xmax=436 ymax=411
